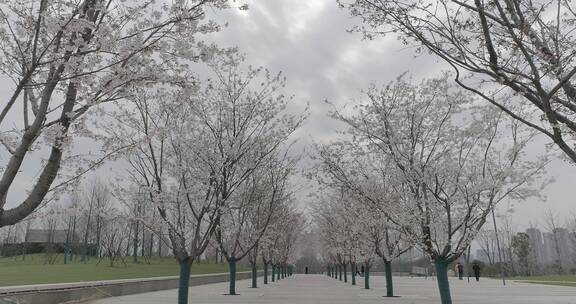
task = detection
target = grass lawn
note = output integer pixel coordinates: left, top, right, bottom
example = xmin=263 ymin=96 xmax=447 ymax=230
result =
xmin=0 ymin=254 xmax=243 ymax=287
xmin=513 ymin=275 xmax=576 ymax=287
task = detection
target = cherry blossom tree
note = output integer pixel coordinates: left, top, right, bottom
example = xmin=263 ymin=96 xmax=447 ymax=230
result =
xmin=110 ymin=51 xmax=306 ymax=302
xmin=215 ymin=158 xmax=294 ymax=295
xmin=275 ymin=205 xmax=306 ymax=278
xmin=314 ymin=191 xmax=380 ymax=289
xmin=109 ymin=77 xmax=226 ymax=304
xmin=192 ymin=52 xmax=306 ymax=296
xmin=314 ymin=193 xmax=345 ymax=280
xmin=251 ymin=197 xmax=302 ymax=286
xmin=339 ymin=0 xmax=576 ymax=163
xmin=312 ymin=131 xmax=413 ymax=296
xmin=260 ymin=212 xmax=293 ymax=283
xmin=0 ymin=0 xmax=230 ymax=228
xmin=324 ymin=75 xmax=548 ymax=304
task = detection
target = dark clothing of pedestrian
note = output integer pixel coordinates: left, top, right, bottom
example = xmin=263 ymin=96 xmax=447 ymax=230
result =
xmin=360 ymin=265 xmax=365 ymax=276
xmin=456 ymin=263 xmax=464 ymax=280
xmin=472 ymin=264 xmax=481 ymax=281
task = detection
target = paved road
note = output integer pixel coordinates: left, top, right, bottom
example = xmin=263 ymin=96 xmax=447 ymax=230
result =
xmin=89 ymin=274 xmax=576 ymax=303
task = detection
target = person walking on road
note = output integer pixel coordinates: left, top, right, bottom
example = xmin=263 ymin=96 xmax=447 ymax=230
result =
xmin=455 ymin=262 xmax=464 ymax=280
xmin=472 ymin=262 xmax=481 ymax=282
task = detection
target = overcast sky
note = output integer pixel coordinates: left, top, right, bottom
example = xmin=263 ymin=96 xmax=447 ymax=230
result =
xmin=2 ymin=0 xmax=575 ymax=232
xmin=203 ymin=0 xmax=576 ymax=231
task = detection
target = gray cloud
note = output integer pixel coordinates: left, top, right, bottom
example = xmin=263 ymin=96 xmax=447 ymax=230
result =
xmin=205 ymin=0 xmax=576 ymax=229
xmin=1 ymin=0 xmax=573 ymax=230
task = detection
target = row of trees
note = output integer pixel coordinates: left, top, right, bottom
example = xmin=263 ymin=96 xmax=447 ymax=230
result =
xmin=0 ymin=48 xmax=307 ymax=304
xmin=105 ymin=50 xmax=307 ymax=303
xmin=0 ymin=0 xmax=233 ymax=229
xmin=311 ymin=76 xmax=547 ymax=304
xmin=309 ymin=0 xmax=576 ymax=301
xmin=0 ymin=177 xmax=173 ymax=266
xmin=0 ymin=1 xmax=306 ymax=303
xmin=477 ymin=210 xmax=576 ymax=276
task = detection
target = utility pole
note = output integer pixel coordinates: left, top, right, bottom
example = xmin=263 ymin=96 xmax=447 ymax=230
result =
xmin=492 ymin=209 xmax=506 ymax=286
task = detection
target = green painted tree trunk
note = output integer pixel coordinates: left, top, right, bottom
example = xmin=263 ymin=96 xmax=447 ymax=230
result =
xmin=251 ymin=263 xmax=257 ymax=288
xmin=277 ymin=265 xmax=281 ymax=280
xmin=364 ymin=263 xmax=370 ymax=289
xmin=264 ymin=262 xmax=269 ymax=284
xmin=384 ymin=260 xmax=394 ymax=297
xmin=228 ymin=259 xmax=238 ymax=295
xmin=178 ymin=259 xmax=191 ymax=304
xmin=351 ymin=263 xmax=356 ymax=285
xmin=334 ymin=266 xmax=337 ymax=279
xmin=343 ymin=263 xmax=348 ymax=283
xmin=434 ymin=260 xmax=452 ymax=304
xmin=272 ymin=264 xmax=276 ymax=282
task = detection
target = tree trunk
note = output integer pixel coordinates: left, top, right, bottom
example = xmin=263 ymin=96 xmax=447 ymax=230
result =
xmin=364 ymin=263 xmax=370 ymax=289
xmin=95 ymin=216 xmax=102 ymax=258
xmin=264 ymin=262 xmax=269 ymax=284
xmin=384 ymin=259 xmax=394 ymax=297
xmin=351 ymin=263 xmax=356 ymax=285
xmin=434 ymin=259 xmax=452 ymax=304
xmin=228 ymin=258 xmax=237 ymax=295
xmin=178 ymin=259 xmax=191 ymax=304
xmin=133 ymin=221 xmax=139 ymax=263
xmin=277 ymin=264 xmax=281 ymax=281
xmin=272 ymin=264 xmax=276 ymax=282
xmin=141 ymin=229 xmax=145 ymax=257
xmin=149 ymin=234 xmax=154 ymax=257
xmin=343 ymin=263 xmax=348 ymax=283
xmin=70 ymin=216 xmax=76 ymax=261
xmin=82 ymin=203 xmax=93 ymax=263
xmin=338 ymin=264 xmax=342 ymax=281
xmin=251 ymin=262 xmax=257 ymax=288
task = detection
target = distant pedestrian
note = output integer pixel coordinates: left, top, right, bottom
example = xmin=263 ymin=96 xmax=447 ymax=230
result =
xmin=472 ymin=262 xmax=481 ymax=281
xmin=305 ymin=266 xmax=309 ymax=274
xmin=455 ymin=262 xmax=464 ymax=280
xmin=360 ymin=265 xmax=365 ymax=276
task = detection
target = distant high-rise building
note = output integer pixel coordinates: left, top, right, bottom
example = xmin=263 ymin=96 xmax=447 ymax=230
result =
xmin=526 ymin=228 xmax=544 ymax=264
xmin=553 ymin=228 xmax=573 ymax=269
xmin=542 ymin=232 xmax=555 ymax=263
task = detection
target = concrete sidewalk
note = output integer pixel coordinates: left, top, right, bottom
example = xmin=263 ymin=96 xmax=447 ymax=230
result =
xmin=89 ymin=274 xmax=576 ymax=304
